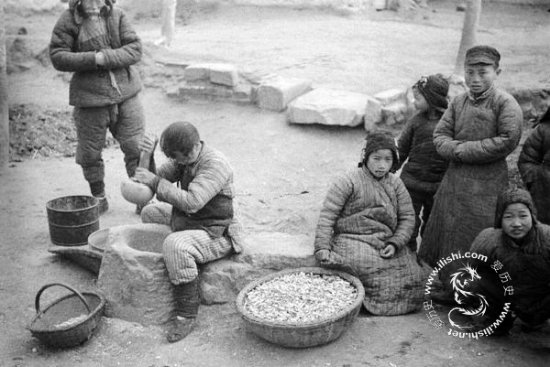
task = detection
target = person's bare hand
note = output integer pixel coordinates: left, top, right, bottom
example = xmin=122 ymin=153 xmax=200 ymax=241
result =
xmin=139 ymin=133 xmax=158 ymax=153
xmin=315 ymin=249 xmax=331 ymax=264
xmin=380 ymin=244 xmax=396 ymax=259
xmin=133 ymin=167 xmax=157 ymax=187
xmin=95 ymin=51 xmax=105 ymax=66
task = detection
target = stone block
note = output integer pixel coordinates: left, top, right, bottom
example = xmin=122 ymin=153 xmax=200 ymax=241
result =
xmin=447 ymin=74 xmax=468 ymax=102
xmin=509 ymin=87 xmax=550 ymax=123
xmin=234 ymin=231 xmax=316 ymax=269
xmin=381 ymin=102 xmax=410 ymax=126
xmin=209 ymin=64 xmax=239 ymax=87
xmin=364 ymin=96 xmax=383 ymax=131
xmin=256 ymin=75 xmax=312 ymax=111
xmin=287 ymin=88 xmax=369 ymax=127
xmin=97 ymin=224 xmax=174 ymax=326
xmin=374 ymin=88 xmax=407 ymax=106
xmin=184 ymin=64 xmax=211 ymax=82
xmin=199 ymin=231 xmax=316 ymax=305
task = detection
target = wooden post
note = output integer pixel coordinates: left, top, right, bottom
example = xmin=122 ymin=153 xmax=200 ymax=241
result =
xmin=454 ymin=0 xmax=482 ymax=75
xmin=0 ymin=3 xmax=9 ymax=173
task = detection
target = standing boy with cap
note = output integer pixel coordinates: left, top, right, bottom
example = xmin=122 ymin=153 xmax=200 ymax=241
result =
xmin=397 ymin=74 xmax=450 ymax=252
xmin=133 ymin=121 xmax=243 ymax=343
xmin=418 ymin=46 xmax=523 ymax=284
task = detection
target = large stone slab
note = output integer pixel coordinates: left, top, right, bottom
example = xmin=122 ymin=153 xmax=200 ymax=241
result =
xmin=200 ymin=232 xmax=316 ymax=305
xmin=374 ymin=88 xmax=407 ymax=106
xmin=256 ymin=75 xmax=312 ymax=111
xmin=287 ymin=88 xmax=369 ymax=127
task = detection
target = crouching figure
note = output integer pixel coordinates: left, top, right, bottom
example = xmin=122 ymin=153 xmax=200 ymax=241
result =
xmin=133 ymin=121 xmax=243 ymax=342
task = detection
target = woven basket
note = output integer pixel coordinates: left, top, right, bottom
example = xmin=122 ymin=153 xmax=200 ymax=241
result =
xmin=29 ymin=283 xmax=106 ymax=348
xmin=236 ymin=267 xmax=365 ymax=348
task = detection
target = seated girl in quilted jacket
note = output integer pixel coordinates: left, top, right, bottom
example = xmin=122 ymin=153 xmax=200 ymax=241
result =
xmin=469 ymin=187 xmax=550 ymax=334
xmin=314 ymin=130 xmax=430 ymax=316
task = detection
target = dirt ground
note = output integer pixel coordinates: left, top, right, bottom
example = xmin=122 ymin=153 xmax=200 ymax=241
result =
xmin=2 ymin=1 xmax=550 ymax=366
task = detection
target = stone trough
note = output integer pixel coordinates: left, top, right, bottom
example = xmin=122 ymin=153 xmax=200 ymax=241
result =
xmin=96 ymin=224 xmax=316 ymax=326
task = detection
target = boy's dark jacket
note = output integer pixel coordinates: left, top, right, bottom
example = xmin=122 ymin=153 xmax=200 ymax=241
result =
xmin=49 ymin=0 xmax=142 ymax=107
xmin=518 ymin=110 xmax=550 ymax=224
xmin=397 ymin=112 xmax=448 ymax=194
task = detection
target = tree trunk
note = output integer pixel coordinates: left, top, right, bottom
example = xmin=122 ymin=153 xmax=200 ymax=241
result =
xmin=454 ymin=0 xmax=482 ymax=75
xmin=160 ymin=0 xmax=177 ymax=47
xmin=0 ymin=4 xmax=9 ymax=173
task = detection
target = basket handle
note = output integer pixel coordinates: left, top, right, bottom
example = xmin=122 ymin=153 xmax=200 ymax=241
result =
xmin=35 ymin=283 xmax=91 ymax=315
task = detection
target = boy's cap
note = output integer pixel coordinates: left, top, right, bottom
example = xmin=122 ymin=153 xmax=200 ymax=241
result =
xmin=465 ymin=45 xmax=500 ymax=66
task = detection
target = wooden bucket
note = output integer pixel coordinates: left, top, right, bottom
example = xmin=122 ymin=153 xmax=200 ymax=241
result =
xmin=46 ymin=195 xmax=99 ymax=246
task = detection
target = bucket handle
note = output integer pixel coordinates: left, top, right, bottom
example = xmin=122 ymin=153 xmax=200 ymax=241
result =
xmin=35 ymin=283 xmax=91 ymax=315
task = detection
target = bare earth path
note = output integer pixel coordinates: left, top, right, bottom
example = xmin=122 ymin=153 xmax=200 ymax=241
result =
xmin=2 ymin=2 xmax=550 ymax=366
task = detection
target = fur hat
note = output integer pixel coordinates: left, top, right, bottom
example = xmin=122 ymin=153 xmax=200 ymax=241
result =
xmin=359 ymin=130 xmax=399 ymax=173
xmin=494 ymin=187 xmax=537 ymax=228
xmin=413 ymin=74 xmax=449 ymax=113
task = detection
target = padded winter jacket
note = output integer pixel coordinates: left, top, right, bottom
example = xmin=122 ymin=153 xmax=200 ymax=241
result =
xmin=49 ymin=0 xmax=142 ymax=107
xmin=518 ymin=119 xmax=550 ymax=224
xmin=397 ymin=112 xmax=448 ymax=194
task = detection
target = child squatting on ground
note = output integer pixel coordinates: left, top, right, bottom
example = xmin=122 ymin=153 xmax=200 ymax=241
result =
xmin=397 ymin=74 xmax=450 ymax=252
xmin=132 ymin=121 xmax=244 ymax=343
xmin=418 ymin=45 xmax=523 ymax=287
xmin=518 ymin=105 xmax=550 ymax=226
xmin=469 ymin=187 xmax=550 ymax=334
xmin=314 ymin=130 xmax=430 ymax=316
xmin=49 ymin=0 xmax=146 ymax=214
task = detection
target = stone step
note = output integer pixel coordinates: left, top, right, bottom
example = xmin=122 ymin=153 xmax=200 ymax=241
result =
xmin=184 ymin=63 xmax=240 ymax=87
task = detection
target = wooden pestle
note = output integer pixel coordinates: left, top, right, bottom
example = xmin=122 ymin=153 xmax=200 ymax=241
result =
xmin=137 ymin=135 xmax=158 ymax=171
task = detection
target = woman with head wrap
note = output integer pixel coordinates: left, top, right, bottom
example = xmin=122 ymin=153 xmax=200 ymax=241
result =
xmin=397 ymin=74 xmax=450 ymax=251
xmin=314 ymin=130 xmax=431 ymax=316
xmin=470 ymin=187 xmax=550 ymax=333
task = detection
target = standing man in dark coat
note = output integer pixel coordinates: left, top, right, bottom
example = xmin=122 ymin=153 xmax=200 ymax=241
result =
xmin=49 ymin=0 xmax=145 ymax=213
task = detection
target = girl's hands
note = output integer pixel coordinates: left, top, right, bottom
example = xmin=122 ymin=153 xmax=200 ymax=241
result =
xmin=380 ymin=243 xmax=396 ymax=259
xmin=315 ymin=249 xmax=331 ymax=265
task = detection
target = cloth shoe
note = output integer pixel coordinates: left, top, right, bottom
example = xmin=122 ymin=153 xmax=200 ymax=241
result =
xmin=167 ymin=316 xmax=197 ymax=343
xmin=166 ymin=278 xmax=200 ymax=343
xmin=95 ymin=195 xmax=109 ymax=215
